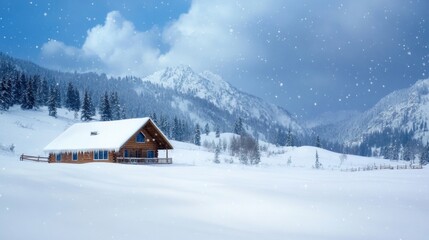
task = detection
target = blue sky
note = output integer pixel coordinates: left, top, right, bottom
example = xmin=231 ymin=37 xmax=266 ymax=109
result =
xmin=1 ymin=0 xmax=428 ymax=119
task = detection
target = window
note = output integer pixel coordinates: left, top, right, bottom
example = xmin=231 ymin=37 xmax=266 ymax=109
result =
xmin=56 ymin=154 xmax=61 ymax=162
xmin=136 ymin=132 xmax=145 ymax=143
xmin=94 ymin=150 xmax=108 ymax=160
xmin=72 ymin=152 xmax=78 ymax=161
xmin=147 ymin=150 xmax=154 ymax=158
xmin=124 ymin=149 xmax=129 ymax=157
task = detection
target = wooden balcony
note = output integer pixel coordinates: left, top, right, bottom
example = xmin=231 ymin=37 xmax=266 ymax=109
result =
xmin=116 ymin=157 xmax=172 ymax=164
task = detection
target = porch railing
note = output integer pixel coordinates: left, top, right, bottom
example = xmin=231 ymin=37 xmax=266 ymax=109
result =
xmin=116 ymin=157 xmax=172 ymax=164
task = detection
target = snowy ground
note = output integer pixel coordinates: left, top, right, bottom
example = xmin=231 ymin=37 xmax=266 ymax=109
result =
xmin=1 ymin=107 xmax=428 ymax=240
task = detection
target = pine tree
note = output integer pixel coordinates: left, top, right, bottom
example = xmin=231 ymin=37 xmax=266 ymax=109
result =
xmin=276 ymin=128 xmax=286 ymax=146
xmin=159 ymin=115 xmax=170 ymax=137
xmin=48 ymin=87 xmax=57 ymax=118
xmin=100 ymin=92 xmax=112 ymax=121
xmin=54 ymin=83 xmax=62 ymax=108
xmin=12 ymin=72 xmax=22 ymax=105
xmin=120 ymin=105 xmax=126 ymax=119
xmin=234 ymin=117 xmax=244 ymax=136
xmin=151 ymin=112 xmax=158 ymax=125
xmin=39 ymin=80 xmax=49 ymax=106
xmin=66 ymin=82 xmax=75 ymax=111
xmin=172 ymin=117 xmax=180 ymax=140
xmin=215 ymin=125 xmax=220 ymax=138
xmin=204 ymin=123 xmax=210 ymax=136
xmin=88 ymin=93 xmax=96 ymax=117
xmin=65 ymin=83 xmax=72 ymax=110
xmin=110 ymin=92 xmax=121 ymax=120
xmin=36 ymin=78 xmax=48 ymax=107
xmin=31 ymin=76 xmax=41 ymax=108
xmin=420 ymin=142 xmax=429 ymax=165
xmin=71 ymin=88 xmax=80 ymax=112
xmin=316 ymin=135 xmax=321 ymax=148
xmin=5 ymin=79 xmax=13 ymax=107
xmin=0 ymin=78 xmax=11 ymax=111
xmin=181 ymin=120 xmax=189 ymax=141
xmin=21 ymin=78 xmax=35 ymax=110
xmin=287 ymin=127 xmax=293 ymax=146
xmin=19 ymin=74 xmax=26 ymax=104
xmin=81 ymin=91 xmax=93 ymax=121
xmin=194 ymin=123 xmax=201 ymax=146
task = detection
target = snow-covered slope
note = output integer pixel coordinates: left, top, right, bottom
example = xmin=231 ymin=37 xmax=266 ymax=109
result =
xmin=0 ymin=106 xmax=78 ymax=156
xmin=1 ymin=107 xmax=428 ymax=240
xmin=1 ymin=106 xmax=399 ymax=169
xmin=143 ymin=65 xmax=307 ymax=135
xmin=317 ymin=79 xmax=429 ymax=144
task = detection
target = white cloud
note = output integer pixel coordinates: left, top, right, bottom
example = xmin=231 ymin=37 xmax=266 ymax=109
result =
xmin=41 ymin=11 xmax=162 ymax=76
xmin=40 ymin=1 xmax=276 ymax=77
xmin=40 ymin=0 xmax=403 ymax=79
xmin=42 ymin=40 xmax=81 ymax=57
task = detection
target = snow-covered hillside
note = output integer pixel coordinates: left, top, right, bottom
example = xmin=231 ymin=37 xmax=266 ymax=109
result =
xmin=143 ymin=65 xmax=307 ymax=136
xmin=1 ymin=108 xmax=428 ymax=240
xmin=0 ymin=106 xmax=405 ymax=169
xmin=316 ymin=78 xmax=429 ymax=144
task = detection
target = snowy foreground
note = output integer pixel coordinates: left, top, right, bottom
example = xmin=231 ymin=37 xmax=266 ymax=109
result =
xmin=1 ymin=107 xmax=428 ymax=240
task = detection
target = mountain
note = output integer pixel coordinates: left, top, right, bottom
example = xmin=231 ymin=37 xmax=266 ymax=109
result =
xmin=0 ymin=53 xmax=308 ymax=143
xmin=315 ymin=79 xmax=429 ymax=145
xmin=142 ymin=65 xmax=308 ymax=137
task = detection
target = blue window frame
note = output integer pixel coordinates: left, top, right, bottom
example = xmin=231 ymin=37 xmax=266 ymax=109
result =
xmin=56 ymin=154 xmax=61 ymax=162
xmin=124 ymin=149 xmax=129 ymax=157
xmin=94 ymin=150 xmax=108 ymax=160
xmin=136 ymin=132 xmax=145 ymax=143
xmin=147 ymin=150 xmax=154 ymax=158
xmin=72 ymin=152 xmax=78 ymax=161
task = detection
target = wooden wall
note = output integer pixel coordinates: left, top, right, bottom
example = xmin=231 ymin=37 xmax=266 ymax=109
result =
xmin=49 ymin=151 xmax=114 ymax=164
xmin=117 ymin=127 xmax=159 ymax=158
xmin=48 ymin=125 xmax=161 ymax=163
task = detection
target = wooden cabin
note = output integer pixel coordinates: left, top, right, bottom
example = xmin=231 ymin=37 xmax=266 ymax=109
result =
xmin=44 ymin=118 xmax=173 ymax=164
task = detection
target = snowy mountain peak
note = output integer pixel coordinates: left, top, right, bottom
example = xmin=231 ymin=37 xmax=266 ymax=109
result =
xmin=316 ymin=78 xmax=429 ymax=144
xmin=162 ymin=65 xmax=195 ymax=80
xmin=145 ymin=65 xmax=231 ymax=94
xmin=142 ymin=65 xmax=308 ymax=136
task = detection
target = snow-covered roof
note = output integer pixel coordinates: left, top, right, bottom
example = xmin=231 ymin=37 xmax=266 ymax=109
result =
xmin=44 ymin=118 xmax=171 ymax=153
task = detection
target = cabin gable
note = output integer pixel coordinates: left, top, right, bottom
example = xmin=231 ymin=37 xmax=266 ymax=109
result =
xmin=45 ymin=118 xmax=172 ymax=164
xmin=118 ymin=124 xmax=159 ymax=159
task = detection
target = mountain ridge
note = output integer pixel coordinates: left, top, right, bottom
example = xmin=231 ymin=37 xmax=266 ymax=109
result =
xmin=315 ymin=78 xmax=429 ymax=145
xmin=0 ymin=52 xmax=308 ymax=142
xmin=142 ymin=65 xmax=308 ymax=136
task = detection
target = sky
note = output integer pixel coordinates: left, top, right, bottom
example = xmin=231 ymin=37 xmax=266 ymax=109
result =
xmin=1 ymin=0 xmax=428 ymax=119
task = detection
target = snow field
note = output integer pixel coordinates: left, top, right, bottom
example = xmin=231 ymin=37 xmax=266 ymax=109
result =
xmin=1 ymin=159 xmax=428 ymax=240
xmin=0 ymin=107 xmax=428 ymax=240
